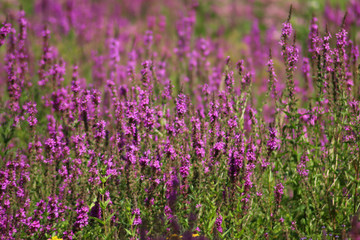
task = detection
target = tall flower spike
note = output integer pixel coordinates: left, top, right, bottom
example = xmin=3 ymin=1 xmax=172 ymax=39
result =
xmin=176 ymin=93 xmax=188 ymax=117
xmin=302 ymin=57 xmax=311 ymax=92
xmin=267 ymin=126 xmax=279 ymax=155
xmin=23 ymin=102 xmax=38 ymax=127
xmin=274 ymin=183 xmax=284 ymax=206
xmin=280 ymin=21 xmax=293 ymax=48
xmin=267 ymin=50 xmax=278 ymax=99
xmin=73 ymin=199 xmax=89 ymax=230
xmin=18 ymin=10 xmax=28 ymax=87
xmin=215 ymin=214 xmax=223 ymax=233
xmin=308 ymin=16 xmax=321 ymax=57
xmin=336 ymin=28 xmax=348 ymax=56
xmin=287 ymin=33 xmax=299 ymax=72
xmin=38 ymin=27 xmax=51 ymax=86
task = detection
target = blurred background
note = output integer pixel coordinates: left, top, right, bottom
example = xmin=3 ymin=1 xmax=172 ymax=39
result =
xmin=0 ymin=0 xmax=359 ymax=96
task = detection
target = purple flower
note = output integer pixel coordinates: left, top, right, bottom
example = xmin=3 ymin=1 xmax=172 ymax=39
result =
xmin=297 ymin=154 xmax=309 ymax=177
xmin=246 ymin=142 xmax=256 ymax=164
xmin=228 ymin=148 xmax=243 ymax=182
xmin=144 ymin=30 xmax=153 ymax=47
xmin=0 ymin=22 xmax=12 ymax=47
xmin=71 ymin=65 xmax=80 ymax=93
xmin=274 ymin=183 xmax=284 ymax=205
xmin=336 ymin=28 xmax=348 ymax=50
xmin=176 ymin=93 xmax=188 ymax=116
xmin=94 ymin=120 xmax=107 ymax=140
xmin=267 ymin=57 xmax=278 ymax=98
xmin=180 ymin=154 xmax=191 ymax=178
xmin=280 ymin=22 xmax=293 ymax=46
xmin=164 ymin=205 xmax=173 ymax=220
xmin=73 ymin=199 xmax=89 ymax=230
xmin=208 ymin=100 xmax=219 ymax=123
xmin=225 ymin=71 xmax=234 ymax=92
xmin=286 ymin=45 xmax=299 ymax=71
xmin=267 ymin=127 xmax=279 ymax=154
xmin=132 ymin=208 xmax=142 ymax=226
xmin=215 ymin=214 xmax=223 ymax=233
xmin=174 ymin=14 xmax=194 ymax=58
xmin=308 ymin=17 xmax=321 ymax=56
xmin=109 ymin=38 xmax=121 ymax=66
xmin=23 ymin=102 xmax=38 ymax=127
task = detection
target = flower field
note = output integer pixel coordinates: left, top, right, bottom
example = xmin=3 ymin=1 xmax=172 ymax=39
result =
xmin=1 ymin=0 xmax=360 ymax=239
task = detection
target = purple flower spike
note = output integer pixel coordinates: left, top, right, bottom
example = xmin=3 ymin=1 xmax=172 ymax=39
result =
xmin=274 ymin=183 xmax=284 ymax=205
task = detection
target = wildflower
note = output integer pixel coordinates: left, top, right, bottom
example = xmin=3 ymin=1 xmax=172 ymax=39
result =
xmin=215 ymin=214 xmax=223 ymax=233
xmin=132 ymin=208 xmax=142 ymax=226
xmin=176 ymin=93 xmax=188 ymax=116
xmin=94 ymin=120 xmax=107 ymax=140
xmin=274 ymin=183 xmax=284 ymax=205
xmin=286 ymin=44 xmax=299 ymax=71
xmin=267 ymin=55 xmax=278 ymax=98
xmin=0 ymin=22 xmax=12 ymax=47
xmin=280 ymin=22 xmax=293 ymax=47
xmin=23 ymin=101 xmax=38 ymax=127
xmin=73 ymin=199 xmax=89 ymax=230
xmin=180 ymin=154 xmax=191 ymax=178
xmin=225 ymin=71 xmax=234 ymax=92
xmin=297 ymin=154 xmax=310 ymax=177
xmin=336 ymin=28 xmax=348 ymax=51
xmin=308 ymin=17 xmax=321 ymax=56
xmin=144 ymin=30 xmax=153 ymax=47
xmin=208 ymin=100 xmax=219 ymax=123
xmin=228 ymin=148 xmax=243 ymax=182
xmin=48 ymin=236 xmax=63 ymax=240
xmin=174 ymin=15 xmax=194 ymax=58
xmin=267 ymin=127 xmax=279 ymax=154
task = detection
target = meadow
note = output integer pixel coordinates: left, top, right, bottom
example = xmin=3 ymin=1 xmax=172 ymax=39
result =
xmin=1 ymin=0 xmax=360 ymax=239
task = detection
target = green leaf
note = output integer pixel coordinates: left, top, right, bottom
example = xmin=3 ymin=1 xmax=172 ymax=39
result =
xmin=125 ymin=228 xmax=133 ymax=236
xmin=207 ymin=215 xmax=217 ymax=232
xmin=89 ymin=216 xmax=105 ymax=225
xmin=105 ymin=212 xmax=116 ymax=224
xmin=221 ymin=227 xmax=232 ymax=238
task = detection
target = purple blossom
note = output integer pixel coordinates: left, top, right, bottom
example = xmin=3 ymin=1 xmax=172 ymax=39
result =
xmin=144 ymin=30 xmax=153 ymax=47
xmin=176 ymin=93 xmax=188 ymax=116
xmin=23 ymin=102 xmax=38 ymax=127
xmin=267 ymin=127 xmax=279 ymax=154
xmin=215 ymin=214 xmax=223 ymax=233
xmin=94 ymin=120 xmax=107 ymax=140
xmin=208 ymin=100 xmax=219 ymax=123
xmin=225 ymin=71 xmax=234 ymax=92
xmin=336 ymin=28 xmax=348 ymax=51
xmin=274 ymin=183 xmax=284 ymax=205
xmin=297 ymin=154 xmax=309 ymax=177
xmin=228 ymin=148 xmax=243 ymax=182
xmin=246 ymin=142 xmax=256 ymax=164
xmin=73 ymin=199 xmax=89 ymax=230
xmin=180 ymin=154 xmax=191 ymax=178
xmin=0 ymin=22 xmax=12 ymax=47
xmin=286 ymin=45 xmax=299 ymax=71
xmin=308 ymin=17 xmax=321 ymax=56
xmin=280 ymin=22 xmax=293 ymax=46
xmin=267 ymin=57 xmax=278 ymax=98
xmin=132 ymin=208 xmax=142 ymax=226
